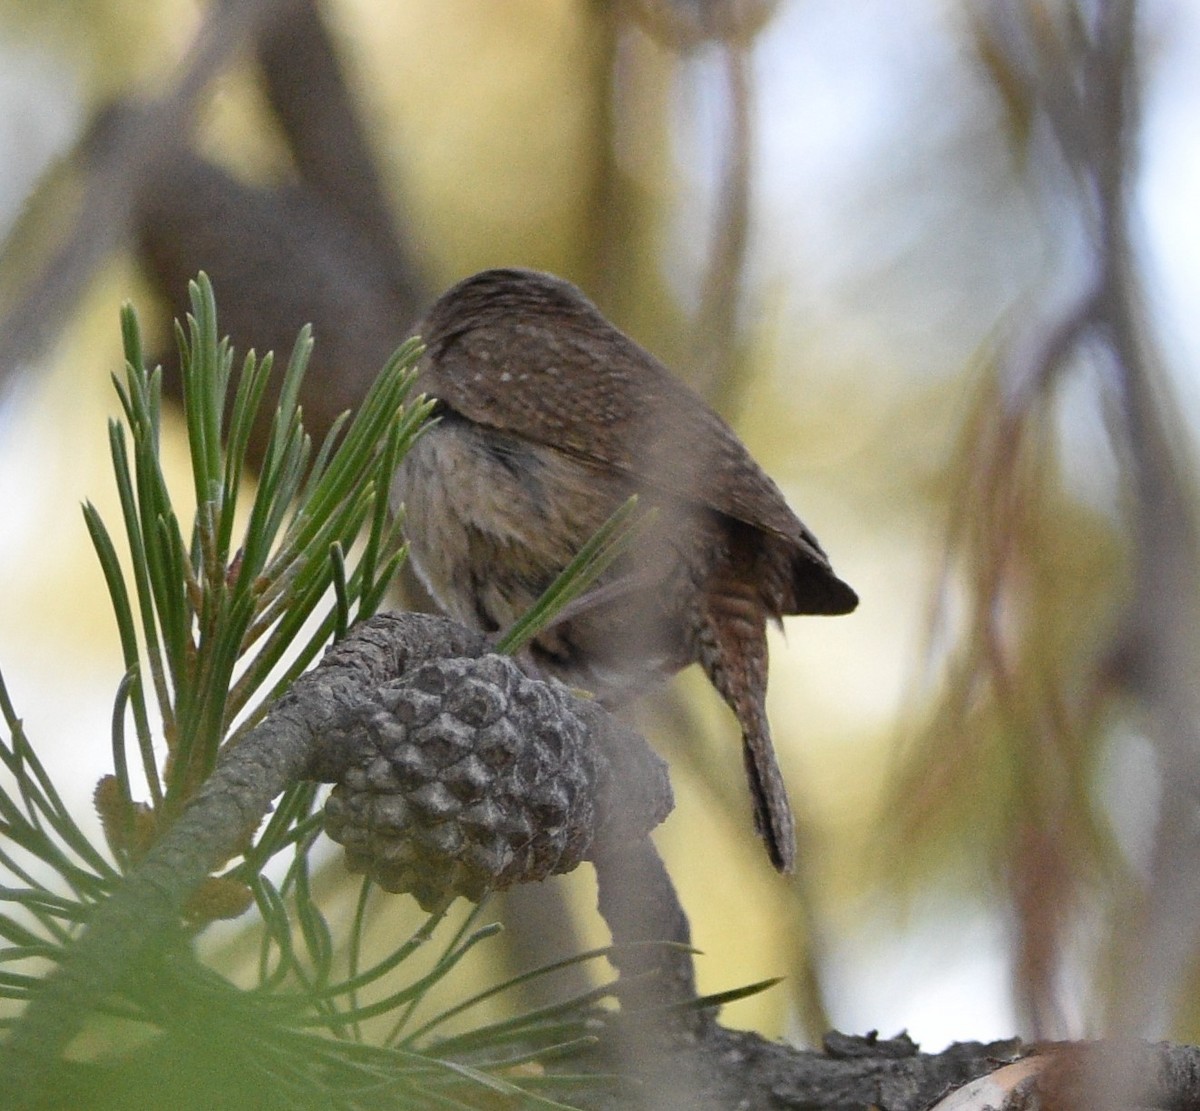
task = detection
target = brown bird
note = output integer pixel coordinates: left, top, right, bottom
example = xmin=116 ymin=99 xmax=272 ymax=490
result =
xmin=392 ymin=268 xmax=857 ymax=872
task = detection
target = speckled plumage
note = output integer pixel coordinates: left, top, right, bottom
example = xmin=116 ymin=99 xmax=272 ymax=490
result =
xmin=392 ymin=268 xmax=857 ymax=872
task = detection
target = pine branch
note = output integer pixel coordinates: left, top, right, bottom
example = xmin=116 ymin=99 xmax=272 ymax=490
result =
xmin=0 ymin=611 xmax=678 ymax=1106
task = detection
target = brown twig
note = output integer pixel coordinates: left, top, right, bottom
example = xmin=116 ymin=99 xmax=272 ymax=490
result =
xmin=0 ymin=0 xmax=300 ymax=392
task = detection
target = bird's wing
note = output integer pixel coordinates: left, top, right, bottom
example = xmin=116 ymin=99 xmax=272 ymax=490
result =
xmin=418 ymin=318 xmax=857 ymax=615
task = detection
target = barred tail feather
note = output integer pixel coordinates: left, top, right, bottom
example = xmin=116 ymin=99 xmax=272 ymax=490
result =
xmin=742 ymin=716 xmax=796 ymax=873
xmin=697 ymin=581 xmax=797 ymax=873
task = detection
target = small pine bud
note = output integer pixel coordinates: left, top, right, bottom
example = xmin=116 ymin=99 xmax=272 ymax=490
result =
xmin=183 ymin=877 xmax=255 ymax=923
xmin=94 ymin=775 xmax=158 ymax=861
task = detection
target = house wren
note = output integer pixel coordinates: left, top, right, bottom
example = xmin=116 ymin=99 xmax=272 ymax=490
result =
xmin=392 ymin=268 xmax=857 ymax=872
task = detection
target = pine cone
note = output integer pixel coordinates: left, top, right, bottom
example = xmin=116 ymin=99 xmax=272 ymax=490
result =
xmin=322 ymin=650 xmax=653 ymax=911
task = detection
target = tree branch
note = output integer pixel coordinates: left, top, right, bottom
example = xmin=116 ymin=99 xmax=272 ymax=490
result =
xmin=0 ymin=613 xmax=674 ymax=1106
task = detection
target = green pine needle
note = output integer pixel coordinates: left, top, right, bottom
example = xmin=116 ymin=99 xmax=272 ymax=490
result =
xmin=0 ymin=278 xmax=667 ymax=1109
xmin=494 ymin=496 xmax=649 ymax=657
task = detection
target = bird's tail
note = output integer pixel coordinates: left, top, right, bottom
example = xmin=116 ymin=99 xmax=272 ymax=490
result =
xmin=740 ymin=711 xmax=797 ymax=873
xmin=697 ymin=588 xmax=797 ymax=873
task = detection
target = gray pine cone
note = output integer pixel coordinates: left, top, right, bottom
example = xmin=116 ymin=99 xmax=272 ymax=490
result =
xmin=322 ymin=647 xmax=668 ymax=911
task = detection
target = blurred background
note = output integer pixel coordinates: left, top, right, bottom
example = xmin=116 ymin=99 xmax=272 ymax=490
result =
xmin=2 ymin=0 xmax=1200 ymax=1054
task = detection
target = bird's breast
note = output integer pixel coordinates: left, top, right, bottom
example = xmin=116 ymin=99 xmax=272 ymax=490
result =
xmin=391 ymin=410 xmax=630 ymax=632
